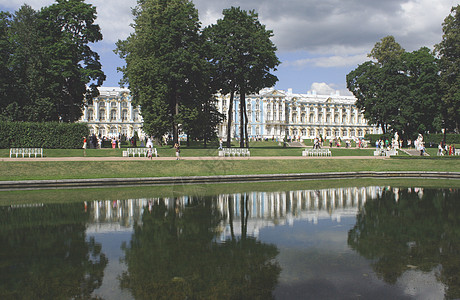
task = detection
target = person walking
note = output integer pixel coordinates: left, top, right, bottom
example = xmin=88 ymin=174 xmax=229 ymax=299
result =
xmin=174 ymin=143 xmax=180 ymax=160
xmin=82 ymin=136 xmax=87 ymax=157
xmin=147 ymin=145 xmax=153 ymax=160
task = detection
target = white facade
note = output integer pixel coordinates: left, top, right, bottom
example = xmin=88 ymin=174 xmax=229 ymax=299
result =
xmin=216 ymin=88 xmax=380 ymax=140
xmin=79 ymin=87 xmax=145 ymax=139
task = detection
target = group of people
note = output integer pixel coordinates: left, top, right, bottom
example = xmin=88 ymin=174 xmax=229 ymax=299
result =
xmin=438 ymin=142 xmax=456 ymax=156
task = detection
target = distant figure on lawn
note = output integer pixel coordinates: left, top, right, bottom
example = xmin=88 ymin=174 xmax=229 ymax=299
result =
xmin=174 ymin=143 xmax=180 ymax=160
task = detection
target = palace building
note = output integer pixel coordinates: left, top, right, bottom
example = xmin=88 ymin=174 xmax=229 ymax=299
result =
xmin=79 ymin=87 xmax=145 ymax=139
xmin=79 ymin=87 xmax=379 ymax=141
xmin=216 ymin=88 xmax=380 ymax=140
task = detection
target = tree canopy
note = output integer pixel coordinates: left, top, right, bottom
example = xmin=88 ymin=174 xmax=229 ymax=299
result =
xmin=436 ymin=5 xmax=460 ymax=134
xmin=0 ymin=0 xmax=105 ymax=122
xmin=347 ymin=36 xmax=442 ymax=139
xmin=115 ymin=0 xmax=212 ymax=143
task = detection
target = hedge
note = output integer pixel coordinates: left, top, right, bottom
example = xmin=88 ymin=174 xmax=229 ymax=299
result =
xmin=0 ymin=121 xmax=89 ymax=149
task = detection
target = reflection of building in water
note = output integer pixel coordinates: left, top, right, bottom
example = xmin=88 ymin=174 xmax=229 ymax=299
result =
xmin=86 ymin=186 xmax=382 ymax=238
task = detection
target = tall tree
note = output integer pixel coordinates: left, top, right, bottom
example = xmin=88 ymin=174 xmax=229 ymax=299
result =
xmin=347 ymin=36 xmax=441 ymax=139
xmin=394 ymin=48 xmax=441 ymax=136
xmin=40 ymin=0 xmax=105 ymax=122
xmin=0 ymin=12 xmax=16 ymax=121
xmin=0 ymin=0 xmax=105 ymax=122
xmin=435 ymin=5 xmax=460 ymax=134
xmin=115 ymin=0 xmax=205 ymax=143
xmin=203 ymin=7 xmax=279 ymax=148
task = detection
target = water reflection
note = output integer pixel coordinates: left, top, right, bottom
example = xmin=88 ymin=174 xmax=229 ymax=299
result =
xmin=0 ymin=186 xmax=459 ymax=299
xmin=88 ymin=186 xmax=375 ymax=240
xmin=0 ymin=203 xmax=107 ymax=299
xmin=348 ymin=187 xmax=460 ymax=299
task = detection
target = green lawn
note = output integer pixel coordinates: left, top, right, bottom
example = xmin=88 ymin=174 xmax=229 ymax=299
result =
xmin=0 ymin=158 xmax=459 ymax=181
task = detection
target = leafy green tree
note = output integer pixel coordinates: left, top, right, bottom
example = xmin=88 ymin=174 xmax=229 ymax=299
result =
xmin=0 ymin=12 xmax=15 ymax=121
xmin=203 ymin=7 xmax=279 ymax=148
xmin=435 ymin=5 xmax=460 ymax=134
xmin=116 ymin=0 xmax=206 ymax=143
xmin=0 ymin=1 xmax=105 ymax=122
xmin=347 ymin=36 xmax=441 ymax=139
xmin=39 ymin=0 xmax=105 ymax=122
xmin=7 ymin=5 xmax=54 ymax=122
xmin=394 ymin=48 xmax=441 ymax=136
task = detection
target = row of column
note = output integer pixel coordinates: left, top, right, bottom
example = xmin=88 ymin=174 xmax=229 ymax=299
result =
xmin=83 ymin=101 xmax=135 ymax=122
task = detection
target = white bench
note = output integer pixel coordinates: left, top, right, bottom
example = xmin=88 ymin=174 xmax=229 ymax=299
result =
xmin=302 ymin=149 xmax=332 ymax=157
xmin=374 ymin=149 xmax=398 ymax=156
xmin=10 ymin=148 xmax=43 ymax=158
xmin=455 ymin=149 xmax=460 ymax=156
xmin=125 ymin=148 xmax=157 ymax=157
xmin=218 ymin=148 xmax=250 ymax=157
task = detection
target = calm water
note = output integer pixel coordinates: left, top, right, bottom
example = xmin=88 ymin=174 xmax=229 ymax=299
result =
xmin=1 ymin=186 xmax=459 ymax=299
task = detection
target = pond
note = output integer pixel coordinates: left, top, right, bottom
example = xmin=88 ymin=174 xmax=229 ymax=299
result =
xmin=1 ymin=185 xmax=459 ymax=299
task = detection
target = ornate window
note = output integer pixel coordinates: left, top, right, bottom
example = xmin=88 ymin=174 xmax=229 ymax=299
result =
xmin=88 ymin=109 xmax=94 ymax=121
xmin=99 ymin=109 xmax=106 ymax=121
xmin=122 ymin=109 xmax=128 ymax=121
xmin=110 ymin=109 xmax=117 ymax=121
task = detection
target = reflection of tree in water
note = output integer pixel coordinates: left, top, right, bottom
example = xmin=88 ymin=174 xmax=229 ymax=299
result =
xmin=0 ymin=203 xmax=108 ymax=299
xmin=120 ymin=195 xmax=280 ymax=299
xmin=348 ymin=188 xmax=460 ymax=299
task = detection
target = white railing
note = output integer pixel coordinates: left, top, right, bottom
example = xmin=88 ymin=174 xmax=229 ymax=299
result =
xmin=302 ymin=149 xmax=332 ymax=157
xmin=9 ymin=148 xmax=43 ymax=158
xmin=218 ymin=148 xmax=251 ymax=157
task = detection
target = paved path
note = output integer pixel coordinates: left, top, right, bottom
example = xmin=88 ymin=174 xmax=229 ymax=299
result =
xmin=403 ymin=149 xmax=429 ymax=156
xmin=1 ymin=156 xmax=389 ymax=162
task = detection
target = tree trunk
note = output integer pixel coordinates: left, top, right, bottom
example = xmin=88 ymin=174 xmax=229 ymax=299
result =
xmin=239 ymin=92 xmax=245 ymax=148
xmin=226 ymin=91 xmax=234 ymax=148
xmin=174 ymin=99 xmax=179 ymax=144
xmin=243 ymin=99 xmax=249 ymax=148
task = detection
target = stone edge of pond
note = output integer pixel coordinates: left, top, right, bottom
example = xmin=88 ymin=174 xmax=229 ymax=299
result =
xmin=1 ymin=171 xmax=459 ymax=191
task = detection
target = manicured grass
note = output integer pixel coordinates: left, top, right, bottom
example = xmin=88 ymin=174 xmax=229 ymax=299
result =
xmin=0 ymin=158 xmax=459 ymax=181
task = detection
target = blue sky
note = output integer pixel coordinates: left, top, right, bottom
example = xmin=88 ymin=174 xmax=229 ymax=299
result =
xmin=1 ymin=0 xmax=458 ymax=95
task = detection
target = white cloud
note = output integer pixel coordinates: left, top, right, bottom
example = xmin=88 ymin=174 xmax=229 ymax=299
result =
xmin=309 ymin=82 xmax=352 ymax=96
xmin=284 ymin=53 xmax=368 ymax=69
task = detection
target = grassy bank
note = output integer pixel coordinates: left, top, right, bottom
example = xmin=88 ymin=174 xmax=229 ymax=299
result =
xmin=0 ymin=158 xmax=459 ymax=181
xmin=2 ymin=178 xmax=460 ymax=206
